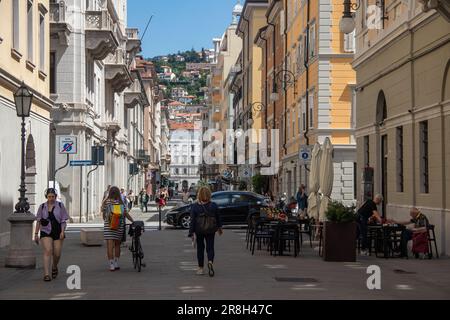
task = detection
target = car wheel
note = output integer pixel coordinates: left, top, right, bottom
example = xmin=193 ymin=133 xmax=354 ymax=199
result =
xmin=180 ymin=214 xmax=191 ymax=229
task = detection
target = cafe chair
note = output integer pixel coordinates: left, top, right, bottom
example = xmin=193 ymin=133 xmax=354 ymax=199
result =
xmin=427 ymin=224 xmax=439 ymax=259
xmin=251 ymin=221 xmax=275 ymax=256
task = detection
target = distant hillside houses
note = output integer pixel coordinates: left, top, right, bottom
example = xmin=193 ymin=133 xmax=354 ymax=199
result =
xmin=171 ymin=87 xmax=188 ymax=99
xmin=158 ymin=65 xmax=176 ymax=81
xmin=186 ymin=63 xmax=213 ymax=71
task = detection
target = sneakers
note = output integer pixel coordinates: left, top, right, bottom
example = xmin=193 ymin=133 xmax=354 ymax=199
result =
xmin=196 ymin=268 xmax=204 ymax=275
xmin=114 ymin=258 xmax=120 ymax=270
xmin=109 ymin=260 xmax=115 ymax=272
xmin=360 ymin=250 xmax=369 ymax=256
xmin=207 ymin=261 xmax=215 ymax=277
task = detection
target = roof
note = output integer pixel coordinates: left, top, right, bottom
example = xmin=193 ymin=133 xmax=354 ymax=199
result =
xmin=169 ymin=122 xmax=195 ymax=130
xmin=168 ymin=101 xmax=184 ymax=107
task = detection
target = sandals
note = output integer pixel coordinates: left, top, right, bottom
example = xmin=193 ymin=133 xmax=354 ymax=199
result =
xmin=43 ymin=275 xmax=51 ymax=282
xmin=52 ymin=267 xmax=58 ymax=279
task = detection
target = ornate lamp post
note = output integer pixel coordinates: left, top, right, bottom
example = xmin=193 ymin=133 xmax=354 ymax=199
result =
xmin=270 ymin=69 xmax=297 ymax=102
xmin=5 ymin=82 xmax=37 ymax=268
xmin=339 ymin=0 xmax=387 ymax=34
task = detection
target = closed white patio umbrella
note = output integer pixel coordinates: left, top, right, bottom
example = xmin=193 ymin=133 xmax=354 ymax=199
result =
xmin=307 ymin=143 xmax=322 ymax=221
xmin=319 ymin=137 xmax=334 ymax=221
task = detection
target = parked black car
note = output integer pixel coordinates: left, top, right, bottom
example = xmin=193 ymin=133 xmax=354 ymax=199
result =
xmin=164 ymin=191 xmax=269 ymax=229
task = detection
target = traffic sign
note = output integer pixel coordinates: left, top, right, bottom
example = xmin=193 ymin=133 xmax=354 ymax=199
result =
xmin=70 ymin=160 xmax=92 ymax=167
xmin=299 ymin=145 xmax=312 ymax=165
xmin=59 ymin=136 xmax=77 ymax=154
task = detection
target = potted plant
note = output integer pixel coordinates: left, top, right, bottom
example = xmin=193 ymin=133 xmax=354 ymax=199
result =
xmin=323 ymin=201 xmax=357 ymax=262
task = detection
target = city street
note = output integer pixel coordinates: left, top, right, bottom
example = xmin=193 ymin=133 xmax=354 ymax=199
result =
xmin=0 ymin=200 xmax=449 ymax=300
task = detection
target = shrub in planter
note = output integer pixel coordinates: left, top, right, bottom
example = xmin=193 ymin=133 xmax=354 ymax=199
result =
xmin=323 ymin=201 xmax=357 ymax=262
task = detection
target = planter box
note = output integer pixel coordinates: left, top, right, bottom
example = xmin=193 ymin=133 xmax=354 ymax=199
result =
xmin=323 ymin=221 xmax=357 ymax=262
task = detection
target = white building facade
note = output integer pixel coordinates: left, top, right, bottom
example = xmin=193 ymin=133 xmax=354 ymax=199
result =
xmin=49 ymin=0 xmax=145 ymax=221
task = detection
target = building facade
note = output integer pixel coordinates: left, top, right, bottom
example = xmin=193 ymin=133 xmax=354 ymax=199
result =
xmin=49 ymin=0 xmax=145 ymax=221
xmin=0 ymin=0 xmax=53 ymax=247
xmin=169 ymin=122 xmax=202 ymax=191
xmin=353 ymin=0 xmax=450 ymax=255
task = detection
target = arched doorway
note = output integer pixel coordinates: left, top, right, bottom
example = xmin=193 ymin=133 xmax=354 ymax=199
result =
xmin=25 ymin=134 xmax=37 ymax=214
xmin=376 ymin=91 xmax=388 ymax=217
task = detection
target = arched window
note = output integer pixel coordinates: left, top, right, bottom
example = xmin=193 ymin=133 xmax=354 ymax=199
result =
xmin=376 ymin=91 xmax=387 ymax=126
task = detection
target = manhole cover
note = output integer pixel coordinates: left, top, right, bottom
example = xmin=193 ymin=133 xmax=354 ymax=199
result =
xmin=274 ymin=277 xmax=318 ymax=283
xmin=393 ymin=269 xmax=416 ymax=274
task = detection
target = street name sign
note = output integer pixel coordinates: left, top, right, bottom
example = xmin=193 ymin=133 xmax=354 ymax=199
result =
xmin=59 ymin=136 xmax=77 ymax=154
xmin=70 ymin=160 xmax=92 ymax=167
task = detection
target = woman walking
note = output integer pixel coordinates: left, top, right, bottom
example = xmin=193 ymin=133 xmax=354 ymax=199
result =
xmin=188 ymin=187 xmax=223 ymax=277
xmin=34 ymin=188 xmax=69 ymax=282
xmin=102 ymin=186 xmax=134 ymax=271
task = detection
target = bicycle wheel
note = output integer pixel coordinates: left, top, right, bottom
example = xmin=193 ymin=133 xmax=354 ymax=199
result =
xmin=136 ymin=238 xmax=142 ymax=272
xmin=131 ymin=238 xmax=138 ymax=270
xmin=134 ymin=237 xmax=141 ymax=272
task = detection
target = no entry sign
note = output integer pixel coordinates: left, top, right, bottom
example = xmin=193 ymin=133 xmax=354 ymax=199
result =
xmin=59 ymin=136 xmax=77 ymax=154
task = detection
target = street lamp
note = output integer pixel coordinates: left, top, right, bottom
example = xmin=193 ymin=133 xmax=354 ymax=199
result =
xmin=270 ymin=69 xmax=297 ymax=102
xmin=5 ymin=82 xmax=36 ymax=268
xmin=247 ymin=102 xmax=266 ymax=127
xmin=339 ymin=0 xmax=387 ymax=34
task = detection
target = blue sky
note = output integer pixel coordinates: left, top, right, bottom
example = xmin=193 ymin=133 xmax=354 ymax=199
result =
xmin=128 ymin=0 xmax=240 ymax=58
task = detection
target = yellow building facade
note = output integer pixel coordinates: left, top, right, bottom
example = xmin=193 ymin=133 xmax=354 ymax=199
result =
xmin=281 ymin=0 xmax=356 ymax=203
xmin=0 ymin=0 xmax=53 ymax=247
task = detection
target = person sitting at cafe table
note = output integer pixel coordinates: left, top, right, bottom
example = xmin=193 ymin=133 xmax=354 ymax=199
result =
xmin=356 ymin=194 xmax=383 ymax=256
xmin=390 ymin=207 xmax=429 ymax=258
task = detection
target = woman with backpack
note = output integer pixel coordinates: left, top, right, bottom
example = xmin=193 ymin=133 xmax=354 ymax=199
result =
xmin=188 ymin=187 xmax=223 ymax=277
xmin=34 ymin=188 xmax=69 ymax=282
xmin=102 ymin=186 xmax=135 ymax=271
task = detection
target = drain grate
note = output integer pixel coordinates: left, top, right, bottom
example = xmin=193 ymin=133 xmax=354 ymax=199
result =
xmin=274 ymin=277 xmax=319 ymax=283
xmin=393 ymin=269 xmax=416 ymax=274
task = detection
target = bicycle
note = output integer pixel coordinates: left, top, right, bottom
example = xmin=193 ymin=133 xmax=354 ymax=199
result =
xmin=128 ymin=221 xmax=146 ymax=272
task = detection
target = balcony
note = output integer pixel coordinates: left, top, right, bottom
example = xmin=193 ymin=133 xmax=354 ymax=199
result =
xmin=105 ymin=49 xmax=133 ymax=92
xmin=50 ymin=1 xmax=72 ymax=45
xmin=126 ymin=28 xmax=141 ymax=53
xmin=105 ymin=120 xmax=121 ymax=133
xmin=124 ymin=78 xmax=142 ymax=108
xmin=85 ymin=9 xmax=119 ymax=60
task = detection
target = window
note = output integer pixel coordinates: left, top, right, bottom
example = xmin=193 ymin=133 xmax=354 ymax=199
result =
xmin=308 ymin=92 xmax=314 ymax=128
xmin=39 ymin=12 xmax=45 ymax=70
xmin=286 ymin=109 xmax=290 ymax=139
xmin=351 ymin=86 xmax=356 ymax=129
xmin=344 ymin=30 xmax=355 ymax=53
xmin=183 ymin=156 xmax=187 ymax=164
xmin=420 ymin=121 xmax=429 ymax=193
xmin=279 ymin=10 xmax=285 ymax=36
xmin=301 ymin=97 xmax=307 ymax=132
xmin=292 ymin=108 xmax=295 ymax=138
xmin=396 ymin=126 xmax=404 ymax=192
xmin=175 ymin=168 xmax=179 ymax=175
xmin=298 ymin=100 xmax=302 ymax=134
xmin=183 ymin=168 xmax=188 ymax=175
xmin=211 ymin=195 xmax=230 ymax=206
xmin=50 ymin=52 xmax=56 ymax=93
xmin=13 ymin=0 xmax=20 ymax=50
xmin=175 ymin=156 xmax=179 ymax=164
xmin=296 ymin=39 xmax=303 ymax=74
xmin=309 ymin=23 xmax=316 ymax=58
xmin=191 ymin=145 xmax=195 ymax=152
xmin=27 ymin=0 xmax=33 ymax=62
xmin=364 ymin=136 xmax=369 ymax=166
xmin=191 ymin=156 xmax=195 ymax=164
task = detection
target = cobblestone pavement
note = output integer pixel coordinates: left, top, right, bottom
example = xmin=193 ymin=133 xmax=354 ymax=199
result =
xmin=0 ymin=204 xmax=449 ymax=300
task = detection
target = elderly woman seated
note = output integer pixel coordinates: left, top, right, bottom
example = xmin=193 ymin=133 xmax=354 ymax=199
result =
xmin=390 ymin=208 xmax=429 ymax=258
